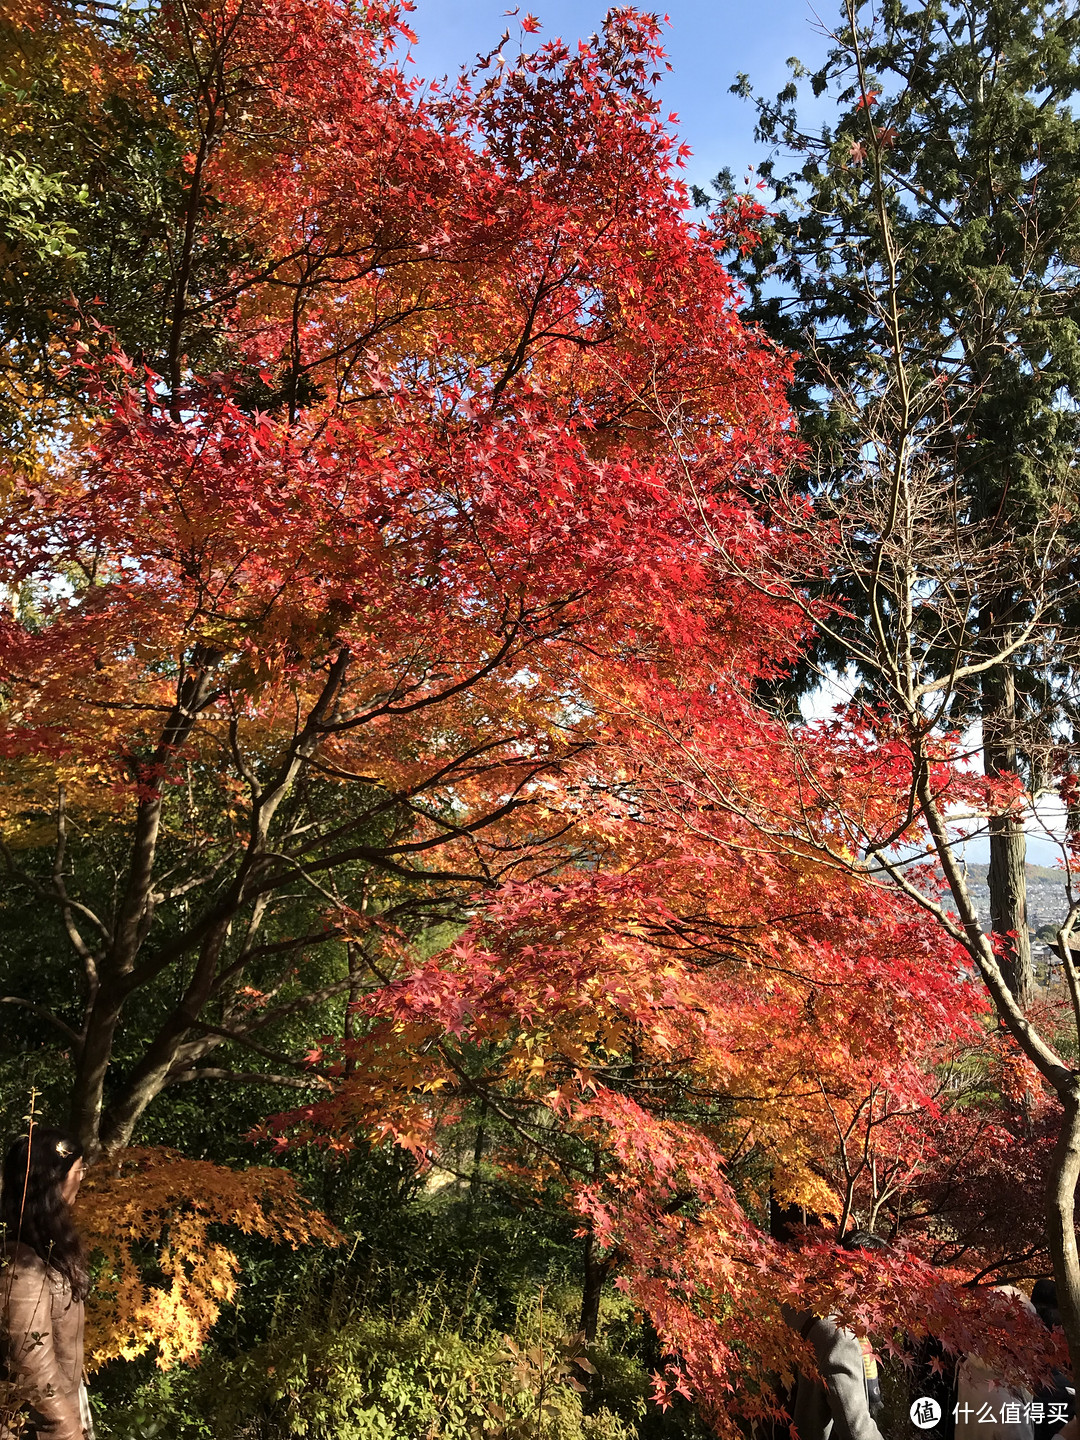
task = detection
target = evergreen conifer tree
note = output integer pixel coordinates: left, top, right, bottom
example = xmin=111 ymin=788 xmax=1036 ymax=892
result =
xmin=718 ymin=0 xmax=1080 ymax=1007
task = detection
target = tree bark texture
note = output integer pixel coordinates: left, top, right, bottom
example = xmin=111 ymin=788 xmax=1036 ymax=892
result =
xmin=1046 ymin=1082 xmax=1080 ymax=1383
xmin=983 ymin=658 xmax=1034 ymax=1009
xmin=579 ymin=1229 xmax=612 ymax=1343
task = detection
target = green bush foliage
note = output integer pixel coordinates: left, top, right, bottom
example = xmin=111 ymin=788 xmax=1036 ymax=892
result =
xmin=97 ymin=1308 xmax=642 ymax=1440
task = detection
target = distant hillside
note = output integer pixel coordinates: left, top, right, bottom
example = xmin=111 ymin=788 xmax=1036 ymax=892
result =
xmin=963 ymin=862 xmax=1067 ymax=884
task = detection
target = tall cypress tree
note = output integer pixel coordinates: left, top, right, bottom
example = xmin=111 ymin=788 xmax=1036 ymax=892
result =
xmin=715 ymin=0 xmax=1080 ymax=1006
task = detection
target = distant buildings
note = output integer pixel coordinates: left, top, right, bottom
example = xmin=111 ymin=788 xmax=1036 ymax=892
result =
xmin=953 ymin=863 xmax=1073 ymax=988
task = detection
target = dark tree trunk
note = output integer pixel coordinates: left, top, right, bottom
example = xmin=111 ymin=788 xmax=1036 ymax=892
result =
xmin=465 ymin=1100 xmax=487 ymax=1221
xmin=579 ymin=1229 xmax=612 ymax=1342
xmin=983 ymin=657 xmax=1034 ymax=1009
xmin=69 ymin=990 xmax=124 ymax=1159
xmin=988 ymin=816 xmax=1032 ymax=1005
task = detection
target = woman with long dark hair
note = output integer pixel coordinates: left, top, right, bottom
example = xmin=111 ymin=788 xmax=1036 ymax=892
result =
xmin=0 ymin=1128 xmax=91 ymax=1440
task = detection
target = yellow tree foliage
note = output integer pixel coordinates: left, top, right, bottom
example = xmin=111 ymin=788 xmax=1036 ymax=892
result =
xmin=76 ymin=1148 xmax=340 ymax=1367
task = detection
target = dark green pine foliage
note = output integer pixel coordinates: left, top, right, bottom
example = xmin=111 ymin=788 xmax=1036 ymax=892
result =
xmin=713 ymin=0 xmax=1080 ymax=1005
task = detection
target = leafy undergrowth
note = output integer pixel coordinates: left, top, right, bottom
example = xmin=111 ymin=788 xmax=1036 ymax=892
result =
xmin=92 ymin=1288 xmax=698 ymax=1440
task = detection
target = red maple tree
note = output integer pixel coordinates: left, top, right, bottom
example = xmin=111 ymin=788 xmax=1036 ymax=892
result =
xmin=0 ymin=0 xmax=1057 ymax=1414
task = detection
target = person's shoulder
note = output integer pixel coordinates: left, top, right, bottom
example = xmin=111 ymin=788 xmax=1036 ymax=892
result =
xmin=782 ymin=1302 xmax=815 ymax=1331
xmin=0 ymin=1243 xmax=73 ymax=1309
xmin=1 ymin=1241 xmax=43 ymax=1263
xmin=0 ymin=1241 xmax=51 ymax=1280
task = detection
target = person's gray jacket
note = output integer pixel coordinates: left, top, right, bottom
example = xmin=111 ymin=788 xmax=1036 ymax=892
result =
xmin=782 ymin=1304 xmax=885 ymax=1440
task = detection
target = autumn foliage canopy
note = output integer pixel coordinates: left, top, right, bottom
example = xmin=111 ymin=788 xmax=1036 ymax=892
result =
xmin=0 ymin=0 xmax=1064 ymax=1423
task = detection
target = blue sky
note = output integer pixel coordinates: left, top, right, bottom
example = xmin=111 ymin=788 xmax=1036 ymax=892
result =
xmin=405 ymin=0 xmax=837 ymax=193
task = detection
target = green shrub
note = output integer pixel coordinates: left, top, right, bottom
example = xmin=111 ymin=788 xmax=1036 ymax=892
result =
xmin=98 ymin=1312 xmax=638 ymax=1440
